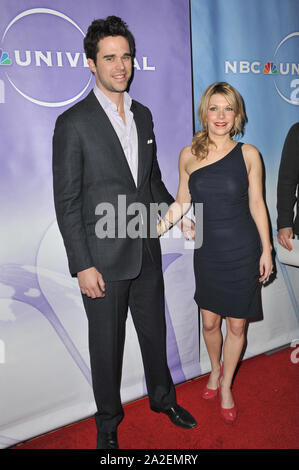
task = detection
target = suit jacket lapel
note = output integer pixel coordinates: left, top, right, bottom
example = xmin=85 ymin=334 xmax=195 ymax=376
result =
xmin=131 ymin=100 xmax=146 ymax=188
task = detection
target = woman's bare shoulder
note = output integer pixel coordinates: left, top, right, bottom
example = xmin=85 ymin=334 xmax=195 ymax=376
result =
xmin=241 ymin=143 xmax=260 ymax=157
xmin=179 ymin=145 xmax=193 ymax=163
xmin=178 ymin=145 xmax=194 ymax=174
xmin=242 ymin=143 xmax=261 ymax=162
xmin=180 ymin=145 xmax=193 ymax=157
xmin=241 ymin=143 xmax=262 ymax=173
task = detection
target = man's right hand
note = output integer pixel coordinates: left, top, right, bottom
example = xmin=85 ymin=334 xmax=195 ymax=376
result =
xmin=277 ymin=227 xmax=294 ymax=251
xmin=78 ymin=267 xmax=106 ymax=298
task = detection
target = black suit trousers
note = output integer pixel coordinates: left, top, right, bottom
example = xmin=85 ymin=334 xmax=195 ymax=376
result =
xmin=82 ymin=241 xmax=176 ymax=432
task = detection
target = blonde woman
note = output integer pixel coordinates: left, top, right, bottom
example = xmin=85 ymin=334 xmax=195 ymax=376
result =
xmin=158 ymin=82 xmax=273 ymax=424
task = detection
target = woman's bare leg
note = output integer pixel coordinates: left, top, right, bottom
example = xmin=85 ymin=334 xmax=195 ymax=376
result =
xmin=201 ymin=309 xmax=222 ymax=389
xmin=220 ymin=317 xmax=246 ymax=407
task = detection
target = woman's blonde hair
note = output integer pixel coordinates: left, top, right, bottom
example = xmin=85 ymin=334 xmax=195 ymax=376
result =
xmin=191 ymin=82 xmax=247 ymax=160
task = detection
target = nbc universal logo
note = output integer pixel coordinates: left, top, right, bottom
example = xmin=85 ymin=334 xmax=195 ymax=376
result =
xmin=0 ymin=8 xmax=156 ymax=107
xmin=225 ymin=32 xmax=299 ymax=105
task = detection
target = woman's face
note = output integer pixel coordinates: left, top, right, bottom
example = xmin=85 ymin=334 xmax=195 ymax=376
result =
xmin=206 ymin=93 xmax=236 ymax=138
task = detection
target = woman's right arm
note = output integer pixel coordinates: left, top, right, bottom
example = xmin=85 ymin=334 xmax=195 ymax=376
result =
xmin=157 ymin=146 xmax=192 ymax=237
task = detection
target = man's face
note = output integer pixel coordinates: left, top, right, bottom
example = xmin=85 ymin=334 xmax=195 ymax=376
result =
xmin=88 ymin=35 xmax=132 ymax=98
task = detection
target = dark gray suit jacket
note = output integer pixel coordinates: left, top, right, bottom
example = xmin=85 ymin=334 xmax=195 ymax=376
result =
xmin=52 ymin=90 xmax=174 ymax=280
xmin=277 ymin=122 xmax=299 ymax=236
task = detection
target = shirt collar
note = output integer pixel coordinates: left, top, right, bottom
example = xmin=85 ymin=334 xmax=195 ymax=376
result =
xmin=93 ymin=84 xmax=132 ymax=112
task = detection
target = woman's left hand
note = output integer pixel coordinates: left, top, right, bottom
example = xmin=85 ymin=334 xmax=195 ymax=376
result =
xmin=178 ymin=217 xmax=196 ymax=241
xmin=259 ymin=250 xmax=273 ymax=283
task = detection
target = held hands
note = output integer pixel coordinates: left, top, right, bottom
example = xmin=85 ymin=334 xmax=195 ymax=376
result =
xmin=157 ymin=216 xmax=195 ymax=240
xmin=277 ymin=228 xmax=294 ymax=251
xmin=259 ymin=249 xmax=273 ymax=283
xmin=78 ymin=267 xmax=106 ymax=298
xmin=178 ymin=217 xmax=196 ymax=241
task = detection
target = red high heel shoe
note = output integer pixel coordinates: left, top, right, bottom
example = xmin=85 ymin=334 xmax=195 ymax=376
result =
xmin=219 ymin=381 xmax=237 ymax=424
xmin=220 ymin=402 xmax=237 ymax=424
xmin=202 ymin=362 xmax=224 ymax=401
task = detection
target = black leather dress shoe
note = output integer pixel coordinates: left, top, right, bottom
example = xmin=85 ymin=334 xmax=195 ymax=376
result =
xmin=159 ymin=404 xmax=198 ymax=429
xmin=97 ymin=431 xmax=119 ymax=449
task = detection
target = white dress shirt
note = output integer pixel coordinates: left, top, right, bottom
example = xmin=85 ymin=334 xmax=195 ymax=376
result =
xmin=93 ymin=85 xmax=139 ymax=186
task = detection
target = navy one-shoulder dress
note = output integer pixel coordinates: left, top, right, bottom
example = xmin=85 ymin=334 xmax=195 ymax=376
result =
xmin=188 ymin=142 xmax=261 ymax=319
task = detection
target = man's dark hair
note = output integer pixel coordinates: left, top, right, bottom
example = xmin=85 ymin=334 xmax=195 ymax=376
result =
xmin=84 ymin=16 xmax=135 ymax=64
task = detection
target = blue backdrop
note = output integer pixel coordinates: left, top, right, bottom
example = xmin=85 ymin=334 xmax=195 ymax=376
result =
xmin=190 ymin=0 xmax=299 ymax=365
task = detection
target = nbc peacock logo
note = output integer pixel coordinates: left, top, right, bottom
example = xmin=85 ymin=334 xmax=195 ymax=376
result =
xmin=224 ymin=32 xmax=299 ymax=105
xmin=263 ymin=61 xmax=278 ymax=74
xmin=0 ymin=49 xmax=12 ymax=65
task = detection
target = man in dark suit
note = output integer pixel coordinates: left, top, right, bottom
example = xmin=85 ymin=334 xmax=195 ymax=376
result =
xmin=277 ymin=122 xmax=299 ymax=249
xmin=52 ymin=16 xmax=197 ymax=449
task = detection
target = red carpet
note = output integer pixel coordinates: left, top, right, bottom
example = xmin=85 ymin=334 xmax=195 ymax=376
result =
xmin=14 ymin=347 xmax=299 ymax=449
